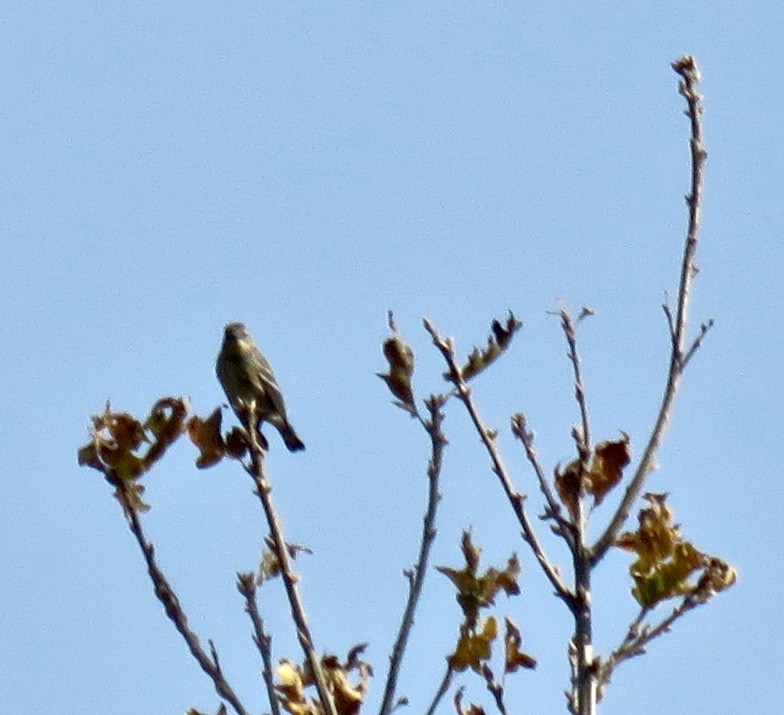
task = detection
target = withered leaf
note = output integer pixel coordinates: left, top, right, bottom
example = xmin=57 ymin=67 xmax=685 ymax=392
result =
xmin=586 ymin=433 xmax=632 ymax=507
xmin=186 ymin=408 xmax=226 ymax=469
xmin=504 ymin=617 xmax=537 ymax=672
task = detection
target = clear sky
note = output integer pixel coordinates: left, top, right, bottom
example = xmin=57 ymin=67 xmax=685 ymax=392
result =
xmin=1 ymin=3 xmax=779 ymax=713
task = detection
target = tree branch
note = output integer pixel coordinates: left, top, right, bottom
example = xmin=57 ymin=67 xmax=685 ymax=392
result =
xmin=592 ymin=55 xmax=709 ymax=564
xmin=243 ymin=424 xmax=338 ymax=715
xmin=596 ymin=595 xmax=701 ymax=700
xmin=424 ymin=318 xmax=575 ymax=610
xmin=380 ymin=395 xmax=447 ymax=715
xmin=236 ymin=572 xmax=281 ymax=715
xmin=122 ymin=497 xmax=250 ymax=715
xmin=510 ymin=413 xmax=574 ymax=541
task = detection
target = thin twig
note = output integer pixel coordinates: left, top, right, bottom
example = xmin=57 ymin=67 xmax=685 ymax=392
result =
xmin=237 ymin=572 xmax=281 ymax=715
xmin=122 ymin=498 xmax=250 ymax=715
xmin=597 ymin=595 xmax=702 ymax=700
xmin=243 ymin=426 xmax=338 ymax=715
xmin=380 ymin=395 xmax=447 ymax=715
xmin=682 ymin=318 xmax=714 ymax=369
xmin=484 ymin=670 xmax=510 ymax=715
xmin=424 ymin=319 xmax=574 ymax=610
xmin=510 ymin=413 xmax=573 ymax=540
xmin=560 ymin=307 xmax=592 ymax=468
xmin=592 ymin=55 xmax=709 ymax=564
xmin=425 ymin=664 xmax=455 ymax=715
xmin=556 ymin=306 xmax=597 ymax=715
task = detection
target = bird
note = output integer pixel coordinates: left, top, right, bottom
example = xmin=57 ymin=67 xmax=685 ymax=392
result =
xmin=216 ymin=322 xmax=305 ymax=452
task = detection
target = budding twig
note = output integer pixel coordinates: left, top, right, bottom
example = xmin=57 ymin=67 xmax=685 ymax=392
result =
xmin=592 ymin=55 xmax=710 ymax=564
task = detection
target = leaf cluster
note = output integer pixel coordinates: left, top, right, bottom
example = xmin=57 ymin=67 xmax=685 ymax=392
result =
xmin=554 ymin=434 xmax=631 ymax=521
xmin=77 ymin=398 xmax=189 ymax=512
xmin=617 ymin=493 xmax=736 ymax=607
xmin=437 ymin=531 xmax=535 ymax=695
xmin=276 ymin=647 xmax=372 ymax=715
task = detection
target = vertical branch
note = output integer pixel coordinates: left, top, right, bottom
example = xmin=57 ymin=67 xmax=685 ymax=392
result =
xmin=671 ymin=55 xmax=708 ymax=366
xmin=560 ymin=307 xmax=593 ymax=467
xmin=237 ymin=572 xmax=282 ymax=715
xmin=244 ymin=434 xmax=338 ymax=715
xmin=558 ymin=307 xmax=596 ymax=715
xmin=592 ymin=55 xmax=709 ymax=564
xmin=379 ymin=395 xmax=447 ymax=715
xmin=570 ymin=543 xmax=596 ymax=715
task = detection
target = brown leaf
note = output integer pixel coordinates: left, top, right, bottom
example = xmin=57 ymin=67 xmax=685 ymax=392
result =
xmin=378 ymin=334 xmax=415 ymax=409
xmin=586 ymin=433 xmax=632 ymax=507
xmin=554 ymin=460 xmax=581 ymax=522
xmin=695 ymin=558 xmax=738 ymax=600
xmin=504 ymin=617 xmax=537 ymax=672
xmin=143 ymin=397 xmax=189 ymax=468
xmin=459 ymin=312 xmax=522 ymax=382
xmin=616 ymin=493 xmax=735 ymax=608
xmin=460 ymin=530 xmax=482 ymax=572
xmin=618 ymin=492 xmax=679 ymax=570
xmin=225 ymin=426 xmax=253 ymax=457
xmin=449 ymin=617 xmax=498 ymax=672
xmin=78 ymin=399 xmax=190 ymax=511
xmin=186 ymin=408 xmax=226 ymax=468
xmin=438 ymin=532 xmax=520 ymax=627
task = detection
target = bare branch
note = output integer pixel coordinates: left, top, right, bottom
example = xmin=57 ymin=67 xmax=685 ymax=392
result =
xmin=236 ymin=572 xmax=281 ymax=715
xmin=510 ymin=413 xmax=574 ymax=540
xmin=592 ymin=55 xmax=709 ymax=564
xmin=242 ymin=421 xmax=338 ymax=715
xmin=682 ymin=318 xmax=715 ymax=369
xmin=380 ymin=394 xmax=447 ymax=715
xmin=425 ymin=663 xmax=456 ymax=715
xmin=558 ymin=306 xmax=593 ymax=467
xmin=483 ymin=666 xmax=510 ymax=715
xmin=551 ymin=305 xmax=598 ymax=715
xmin=122 ymin=500 xmax=250 ymax=715
xmin=424 ymin=318 xmax=575 ymax=610
xmin=597 ymin=595 xmax=704 ymax=700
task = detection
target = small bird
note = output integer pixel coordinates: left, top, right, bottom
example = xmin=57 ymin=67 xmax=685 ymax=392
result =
xmin=216 ymin=322 xmax=305 ymax=452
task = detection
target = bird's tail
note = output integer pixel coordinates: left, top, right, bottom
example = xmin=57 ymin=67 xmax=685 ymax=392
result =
xmin=279 ymin=422 xmax=306 ymax=452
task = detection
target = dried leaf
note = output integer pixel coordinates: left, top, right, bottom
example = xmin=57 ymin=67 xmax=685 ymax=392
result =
xmin=438 ymin=532 xmax=520 ymax=625
xmin=504 ymin=617 xmax=537 ymax=672
xmin=586 ymin=433 xmax=632 ymax=507
xmin=554 ymin=460 xmax=581 ymax=522
xmin=275 ymin=659 xmax=316 ymax=715
xmin=186 ymin=408 xmax=226 ymax=468
xmin=224 ymin=426 xmax=254 ymax=457
xmin=695 ymin=557 xmax=738 ymax=600
xmin=142 ymin=397 xmax=189 ymax=468
xmin=276 ymin=649 xmax=372 ymax=715
xmin=459 ymin=312 xmax=522 ymax=382
xmin=378 ymin=334 xmax=416 ymax=410
xmin=616 ymin=493 xmax=734 ymax=607
xmin=449 ymin=617 xmax=498 ymax=672
xmin=461 ymin=529 xmax=482 ymax=572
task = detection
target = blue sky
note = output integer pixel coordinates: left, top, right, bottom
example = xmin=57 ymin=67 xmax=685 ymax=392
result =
xmin=1 ymin=3 xmax=780 ymax=713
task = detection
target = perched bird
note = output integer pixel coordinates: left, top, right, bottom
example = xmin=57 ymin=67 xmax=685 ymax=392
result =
xmin=216 ymin=322 xmax=305 ymax=452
